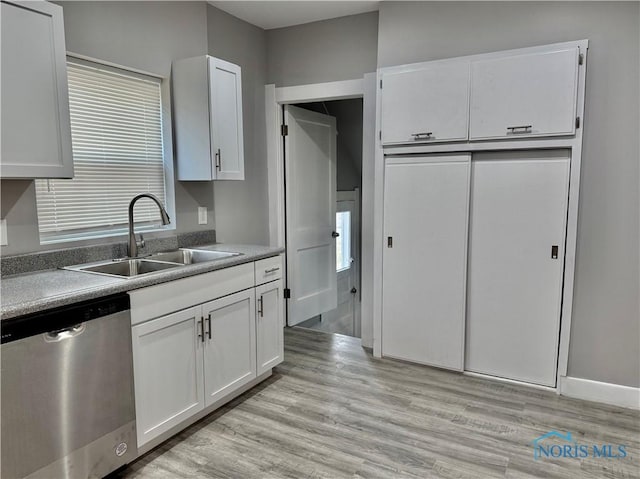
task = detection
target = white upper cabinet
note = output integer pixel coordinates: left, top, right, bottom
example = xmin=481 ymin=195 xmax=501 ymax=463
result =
xmin=469 ymin=48 xmax=579 ymax=140
xmin=1 ymin=0 xmax=73 ymax=178
xmin=381 ymin=62 xmax=470 ymax=145
xmin=173 ymin=55 xmax=244 ymax=181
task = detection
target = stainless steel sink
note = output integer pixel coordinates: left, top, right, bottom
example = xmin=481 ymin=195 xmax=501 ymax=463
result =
xmin=145 ymin=249 xmax=240 ymax=265
xmin=65 ymin=258 xmax=181 ymax=279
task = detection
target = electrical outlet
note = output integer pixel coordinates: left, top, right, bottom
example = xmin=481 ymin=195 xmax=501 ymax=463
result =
xmin=198 ymin=207 xmax=207 ymax=225
xmin=0 ymin=219 xmax=7 ymax=246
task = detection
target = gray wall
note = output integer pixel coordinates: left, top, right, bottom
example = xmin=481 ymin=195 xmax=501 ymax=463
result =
xmin=378 ymin=1 xmax=640 ymax=388
xmin=0 ymin=1 xmax=270 ymax=255
xmin=207 ymin=5 xmax=269 ymax=245
xmin=266 ymin=12 xmax=378 ymax=87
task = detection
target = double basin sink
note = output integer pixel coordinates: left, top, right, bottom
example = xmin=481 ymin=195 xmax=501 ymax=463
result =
xmin=64 ymin=248 xmax=241 ymax=279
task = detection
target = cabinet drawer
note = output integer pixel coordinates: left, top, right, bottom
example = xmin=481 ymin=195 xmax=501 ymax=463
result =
xmin=130 ymin=263 xmax=254 ymax=325
xmin=254 ymin=255 xmax=283 ymax=285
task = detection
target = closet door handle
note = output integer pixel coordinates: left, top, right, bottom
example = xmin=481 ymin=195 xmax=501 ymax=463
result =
xmin=332 ymin=231 xmax=340 ymax=238
xmin=215 ymin=149 xmax=221 ymax=170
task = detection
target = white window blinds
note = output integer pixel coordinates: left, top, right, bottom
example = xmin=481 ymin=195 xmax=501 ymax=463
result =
xmin=36 ymin=59 xmax=168 ymax=242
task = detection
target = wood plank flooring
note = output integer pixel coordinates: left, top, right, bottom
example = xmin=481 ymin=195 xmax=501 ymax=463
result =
xmin=117 ymin=328 xmax=640 ymax=478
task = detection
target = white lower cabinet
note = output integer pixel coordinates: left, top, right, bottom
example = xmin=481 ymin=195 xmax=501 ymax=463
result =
xmin=129 ymin=260 xmax=284 ymax=448
xmin=131 ymin=307 xmax=205 ymax=447
xmin=202 ymin=289 xmax=257 ymax=407
xmin=256 ymin=279 xmax=284 ymax=375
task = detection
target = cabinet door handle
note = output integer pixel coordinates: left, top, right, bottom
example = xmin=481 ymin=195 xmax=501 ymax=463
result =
xmin=197 ymin=318 xmax=205 ymax=342
xmin=215 ymin=148 xmax=221 ymax=170
xmin=506 ymin=125 xmax=532 ymax=134
xmin=206 ymin=313 xmax=212 ymax=339
xmin=264 ymin=267 xmax=280 ymax=274
xmin=411 ymin=132 xmax=433 ymax=139
xmin=258 ymin=296 xmax=264 ymax=317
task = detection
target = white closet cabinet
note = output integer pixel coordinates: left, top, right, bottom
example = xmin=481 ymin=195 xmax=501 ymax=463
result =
xmin=256 ymin=279 xmax=285 ymax=376
xmin=381 ymin=62 xmax=470 ymax=145
xmin=173 ymin=55 xmax=244 ymax=180
xmin=131 ymin=307 xmax=205 ymax=447
xmin=465 ymin=151 xmax=570 ymax=387
xmin=382 ymin=155 xmax=470 ymax=370
xmin=469 ymin=48 xmax=579 ymax=140
xmin=1 ymin=0 xmax=73 ymax=178
xmin=202 ymin=289 xmax=256 ymax=407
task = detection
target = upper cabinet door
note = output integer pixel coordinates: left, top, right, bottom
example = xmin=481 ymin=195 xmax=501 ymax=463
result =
xmin=208 ymin=57 xmax=244 ymax=180
xmin=469 ymin=48 xmax=579 ymax=140
xmin=173 ymin=55 xmax=244 ymax=181
xmin=381 ymin=62 xmax=470 ymax=145
xmin=1 ymin=0 xmax=73 ymax=178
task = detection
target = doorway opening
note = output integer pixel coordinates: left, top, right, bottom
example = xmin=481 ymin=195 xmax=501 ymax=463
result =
xmin=286 ymin=99 xmax=363 ymax=338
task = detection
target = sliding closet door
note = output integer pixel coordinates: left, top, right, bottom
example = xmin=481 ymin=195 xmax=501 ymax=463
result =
xmin=382 ymin=155 xmax=470 ymax=370
xmin=465 ymin=150 xmax=570 ymax=387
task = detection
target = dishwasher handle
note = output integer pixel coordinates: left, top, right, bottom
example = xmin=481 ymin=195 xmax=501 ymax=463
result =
xmin=44 ymin=323 xmax=86 ymax=342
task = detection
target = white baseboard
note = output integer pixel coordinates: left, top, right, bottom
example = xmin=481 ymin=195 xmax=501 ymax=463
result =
xmin=559 ymin=376 xmax=640 ymax=410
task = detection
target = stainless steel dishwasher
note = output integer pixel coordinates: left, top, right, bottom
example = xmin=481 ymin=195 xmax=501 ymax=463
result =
xmin=1 ymin=294 xmax=137 ymax=479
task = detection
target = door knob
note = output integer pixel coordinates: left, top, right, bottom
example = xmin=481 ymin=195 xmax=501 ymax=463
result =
xmin=332 ymin=231 xmax=340 ymax=238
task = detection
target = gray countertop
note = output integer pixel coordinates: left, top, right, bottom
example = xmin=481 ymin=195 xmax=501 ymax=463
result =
xmin=1 ymin=244 xmax=284 ymax=321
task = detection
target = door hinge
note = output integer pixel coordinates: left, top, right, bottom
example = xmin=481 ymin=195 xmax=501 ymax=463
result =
xmin=281 ymin=124 xmax=288 ymax=136
xmin=578 ymin=53 xmax=584 ymax=65
xmin=576 ymin=117 xmax=580 ymax=129
xmin=284 ymin=288 xmax=291 ymax=299
xmin=379 ymin=130 xmax=382 ymax=141
xmin=379 ymin=79 xmax=383 ymax=89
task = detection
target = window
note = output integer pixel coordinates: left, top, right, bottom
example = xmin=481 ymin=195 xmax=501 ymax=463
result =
xmin=336 ymin=211 xmax=351 ymax=272
xmin=35 ymin=58 xmax=173 ymax=244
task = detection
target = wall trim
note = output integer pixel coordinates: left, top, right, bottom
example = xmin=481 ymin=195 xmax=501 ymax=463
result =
xmin=559 ymin=376 xmax=640 ymax=410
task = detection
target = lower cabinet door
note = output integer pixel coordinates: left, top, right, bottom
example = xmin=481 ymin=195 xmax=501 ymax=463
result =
xmin=256 ymin=279 xmax=284 ymax=375
xmin=131 ymin=307 xmax=205 ymax=447
xmin=202 ymin=289 xmax=257 ymax=407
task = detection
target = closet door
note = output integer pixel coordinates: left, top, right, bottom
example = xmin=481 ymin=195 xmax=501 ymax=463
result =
xmin=382 ymin=155 xmax=470 ymax=370
xmin=465 ymin=151 xmax=570 ymax=386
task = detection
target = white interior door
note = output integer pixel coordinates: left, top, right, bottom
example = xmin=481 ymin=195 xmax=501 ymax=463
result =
xmin=321 ymin=191 xmax=360 ymax=337
xmin=465 ymin=150 xmax=570 ymax=387
xmin=383 ymin=155 xmax=470 ymax=370
xmin=285 ymin=105 xmax=338 ymax=326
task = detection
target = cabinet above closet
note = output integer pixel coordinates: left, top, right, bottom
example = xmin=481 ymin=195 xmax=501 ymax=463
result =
xmin=379 ymin=42 xmax=584 ymax=148
xmin=172 ymin=55 xmax=244 ymax=181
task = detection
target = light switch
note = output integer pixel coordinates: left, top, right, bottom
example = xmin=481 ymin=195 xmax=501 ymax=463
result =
xmin=0 ymin=219 xmax=7 ymax=246
xmin=198 ymin=207 xmax=208 ymax=225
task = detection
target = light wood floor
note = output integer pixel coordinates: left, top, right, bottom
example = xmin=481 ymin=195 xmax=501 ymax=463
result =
xmin=118 ymin=328 xmax=640 ymax=478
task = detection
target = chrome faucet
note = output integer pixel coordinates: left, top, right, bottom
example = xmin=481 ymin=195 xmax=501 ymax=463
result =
xmin=128 ymin=193 xmax=171 ymax=258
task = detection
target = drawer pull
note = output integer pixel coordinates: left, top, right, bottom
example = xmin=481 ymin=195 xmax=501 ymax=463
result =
xmin=506 ymin=125 xmax=532 ymax=134
xmin=411 ymin=132 xmax=433 ymax=139
xmin=264 ymin=267 xmax=280 ymax=274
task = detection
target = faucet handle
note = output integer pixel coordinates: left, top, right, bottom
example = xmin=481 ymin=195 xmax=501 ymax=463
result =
xmin=136 ymin=234 xmax=145 ymax=249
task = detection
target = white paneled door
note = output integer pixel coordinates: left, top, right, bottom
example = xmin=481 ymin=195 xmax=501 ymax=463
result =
xmin=284 ymin=105 xmax=338 ymax=326
xmin=382 ymin=155 xmax=470 ymax=370
xmin=465 ymin=150 xmax=570 ymax=387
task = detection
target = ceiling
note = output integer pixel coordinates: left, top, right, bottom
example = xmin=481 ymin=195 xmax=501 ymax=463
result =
xmin=208 ymin=1 xmax=380 ymax=30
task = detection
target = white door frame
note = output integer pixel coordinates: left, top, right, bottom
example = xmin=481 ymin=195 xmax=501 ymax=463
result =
xmin=265 ymin=78 xmax=375 ymax=345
